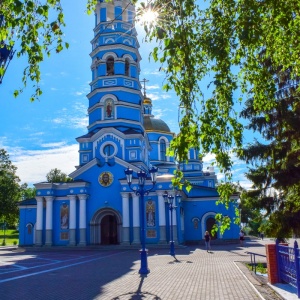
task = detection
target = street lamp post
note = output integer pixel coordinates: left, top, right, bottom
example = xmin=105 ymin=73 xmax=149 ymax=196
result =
xmin=124 ymin=166 xmax=157 ymax=275
xmin=163 ymin=192 xmax=182 ymax=257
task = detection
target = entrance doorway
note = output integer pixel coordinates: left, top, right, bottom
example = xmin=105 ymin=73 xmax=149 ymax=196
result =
xmin=101 ymin=215 xmax=118 ymax=244
xmin=206 ymin=217 xmax=217 ymax=240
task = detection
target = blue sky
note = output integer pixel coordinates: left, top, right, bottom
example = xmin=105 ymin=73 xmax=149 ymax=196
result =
xmin=0 ymin=1 xmax=251 ymax=188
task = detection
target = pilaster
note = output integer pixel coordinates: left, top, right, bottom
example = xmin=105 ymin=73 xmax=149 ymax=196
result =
xmin=121 ymin=193 xmax=130 ymax=244
xmin=45 ymin=196 xmax=54 ymax=246
xmin=78 ymin=194 xmax=88 ymax=246
xmin=35 ymin=196 xmax=44 ymax=246
xmin=68 ymin=195 xmax=77 ymax=246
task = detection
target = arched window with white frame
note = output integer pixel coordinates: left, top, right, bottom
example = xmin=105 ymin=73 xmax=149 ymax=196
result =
xmin=159 ymin=138 xmax=168 ymax=161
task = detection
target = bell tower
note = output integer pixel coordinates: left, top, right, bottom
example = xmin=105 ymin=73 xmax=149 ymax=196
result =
xmin=76 ymin=0 xmax=149 ymax=168
xmin=87 ymin=0 xmax=143 ymax=134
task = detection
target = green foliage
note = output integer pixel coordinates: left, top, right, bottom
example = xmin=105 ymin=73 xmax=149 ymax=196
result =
xmin=20 ymin=183 xmax=36 ymax=199
xmin=1 ymin=0 xmax=67 ymax=101
xmin=239 ymin=52 xmax=300 ymax=237
xmin=46 ymin=168 xmax=72 ymax=183
xmin=246 ymin=262 xmax=267 ymax=274
xmin=137 ymin=0 xmax=300 ymax=233
xmin=0 ymin=149 xmax=21 ymax=224
xmin=0 ymin=229 xmax=19 ymax=246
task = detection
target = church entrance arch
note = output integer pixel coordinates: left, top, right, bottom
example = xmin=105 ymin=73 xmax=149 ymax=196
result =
xmin=201 ymin=212 xmax=218 ymax=240
xmin=206 ymin=217 xmax=217 ymax=240
xmin=90 ymin=208 xmax=122 ymax=245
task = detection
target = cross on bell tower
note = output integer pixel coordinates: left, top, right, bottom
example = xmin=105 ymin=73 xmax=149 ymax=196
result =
xmin=140 ymin=78 xmax=149 ymax=98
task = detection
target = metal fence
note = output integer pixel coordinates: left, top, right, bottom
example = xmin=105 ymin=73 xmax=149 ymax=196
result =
xmin=276 ymin=239 xmax=300 ymax=298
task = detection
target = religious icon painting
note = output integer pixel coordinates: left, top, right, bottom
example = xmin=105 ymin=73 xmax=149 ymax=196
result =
xmin=60 ymin=204 xmax=69 ymax=230
xmin=99 ymin=171 xmax=114 ymax=187
xmin=105 ymin=99 xmax=114 ymax=118
xmin=146 ymin=200 xmax=155 ymax=227
xmin=192 ymin=217 xmax=200 ymax=229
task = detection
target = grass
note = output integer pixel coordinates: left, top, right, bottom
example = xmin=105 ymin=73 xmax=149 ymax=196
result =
xmin=0 ymin=230 xmax=19 ymax=246
xmin=246 ymin=262 xmax=268 ymax=274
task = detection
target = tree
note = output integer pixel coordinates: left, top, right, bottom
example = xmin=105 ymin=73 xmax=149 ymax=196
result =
xmin=135 ymin=0 xmax=300 ymax=215
xmin=20 ymin=183 xmax=36 ymax=199
xmin=3 ymin=1 xmax=300 ymax=229
xmin=0 ymin=149 xmax=21 ymax=224
xmin=238 ymin=54 xmax=300 ymax=237
xmin=0 ymin=0 xmax=68 ymax=101
xmin=46 ymin=168 xmax=72 ymax=183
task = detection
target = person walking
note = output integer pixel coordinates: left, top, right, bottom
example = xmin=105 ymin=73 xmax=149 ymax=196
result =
xmin=204 ymin=230 xmax=211 ymax=252
xmin=239 ymin=229 xmax=245 ymax=246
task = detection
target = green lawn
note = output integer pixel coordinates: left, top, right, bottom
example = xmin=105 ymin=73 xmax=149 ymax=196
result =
xmin=0 ymin=230 xmax=19 ymax=246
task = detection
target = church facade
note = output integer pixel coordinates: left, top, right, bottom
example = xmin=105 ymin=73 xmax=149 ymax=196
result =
xmin=18 ymin=0 xmax=239 ymax=247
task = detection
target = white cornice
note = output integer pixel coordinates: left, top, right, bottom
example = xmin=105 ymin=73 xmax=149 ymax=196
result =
xmin=88 ymin=100 xmax=140 ymax=114
xmin=90 ymin=44 xmax=142 ymax=61
xmin=34 ymin=181 xmax=90 ymax=190
xmin=87 ymin=118 xmax=143 ymax=131
xmin=87 ymin=86 xmax=143 ymax=99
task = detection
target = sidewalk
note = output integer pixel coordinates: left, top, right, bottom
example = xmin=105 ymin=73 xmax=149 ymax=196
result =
xmin=0 ymin=238 xmax=298 ymax=300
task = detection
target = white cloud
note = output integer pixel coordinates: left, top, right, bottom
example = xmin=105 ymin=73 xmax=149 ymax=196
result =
xmin=147 ymin=93 xmax=160 ymax=101
xmin=40 ymin=142 xmax=67 ymax=148
xmin=29 ymin=132 xmax=44 ymax=137
xmin=152 ymin=108 xmax=164 ymax=119
xmin=46 ymin=101 xmax=88 ymax=129
xmin=10 ymin=144 xmax=79 ymax=186
xmin=161 ymin=94 xmax=172 ymax=99
xmin=143 ymin=69 xmax=163 ymax=76
xmin=52 ymin=118 xmax=64 ymax=124
xmin=147 ymin=84 xmax=159 ymax=90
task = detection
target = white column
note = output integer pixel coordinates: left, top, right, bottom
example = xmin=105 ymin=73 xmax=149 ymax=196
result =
xmin=157 ymin=191 xmax=167 ymax=243
xmin=45 ymin=196 xmax=54 ymax=246
xmin=132 ymin=194 xmax=140 ymax=244
xmin=121 ymin=193 xmax=130 ymax=244
xmin=78 ymin=194 xmax=88 ymax=246
xmin=35 ymin=196 xmax=44 ymax=246
xmin=68 ymin=195 xmax=77 ymax=246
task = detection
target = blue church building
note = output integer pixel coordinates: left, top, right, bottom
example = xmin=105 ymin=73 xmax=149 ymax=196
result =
xmin=18 ymin=0 xmax=239 ymax=247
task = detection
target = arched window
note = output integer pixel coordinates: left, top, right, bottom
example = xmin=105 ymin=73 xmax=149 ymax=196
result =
xmin=26 ymin=223 xmax=33 ymax=234
xmin=103 ymin=144 xmax=115 ymax=157
xmin=160 ymin=139 xmax=166 ymax=161
xmin=125 ymin=58 xmax=130 ymax=76
xmin=106 ymin=57 xmax=114 ymax=76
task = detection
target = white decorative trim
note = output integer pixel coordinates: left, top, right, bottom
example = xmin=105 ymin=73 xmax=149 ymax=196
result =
xmin=104 ymin=37 xmax=115 ymax=44
xmin=123 ymin=38 xmax=132 ymax=45
xmin=124 ymin=79 xmax=134 ymax=87
xmin=103 ymin=79 xmax=117 ymax=86
xmin=100 ymin=94 xmax=118 ymax=103
xmin=129 ymin=150 xmax=137 ymax=159
xmin=100 ymin=141 xmax=118 ymax=158
xmin=87 ymin=85 xmax=143 ymax=99
xmin=122 ymin=54 xmax=134 ymax=61
xmin=102 ymin=52 xmax=118 ymax=60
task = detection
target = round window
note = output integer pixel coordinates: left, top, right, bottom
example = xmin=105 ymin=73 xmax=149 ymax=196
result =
xmin=103 ymin=144 xmax=115 ymax=157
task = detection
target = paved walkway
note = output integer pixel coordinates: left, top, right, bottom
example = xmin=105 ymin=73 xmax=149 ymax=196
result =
xmin=0 ymin=238 xmax=297 ymax=300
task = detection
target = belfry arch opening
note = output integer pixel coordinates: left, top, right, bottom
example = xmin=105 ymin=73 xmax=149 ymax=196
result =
xmin=106 ymin=57 xmax=114 ymax=76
